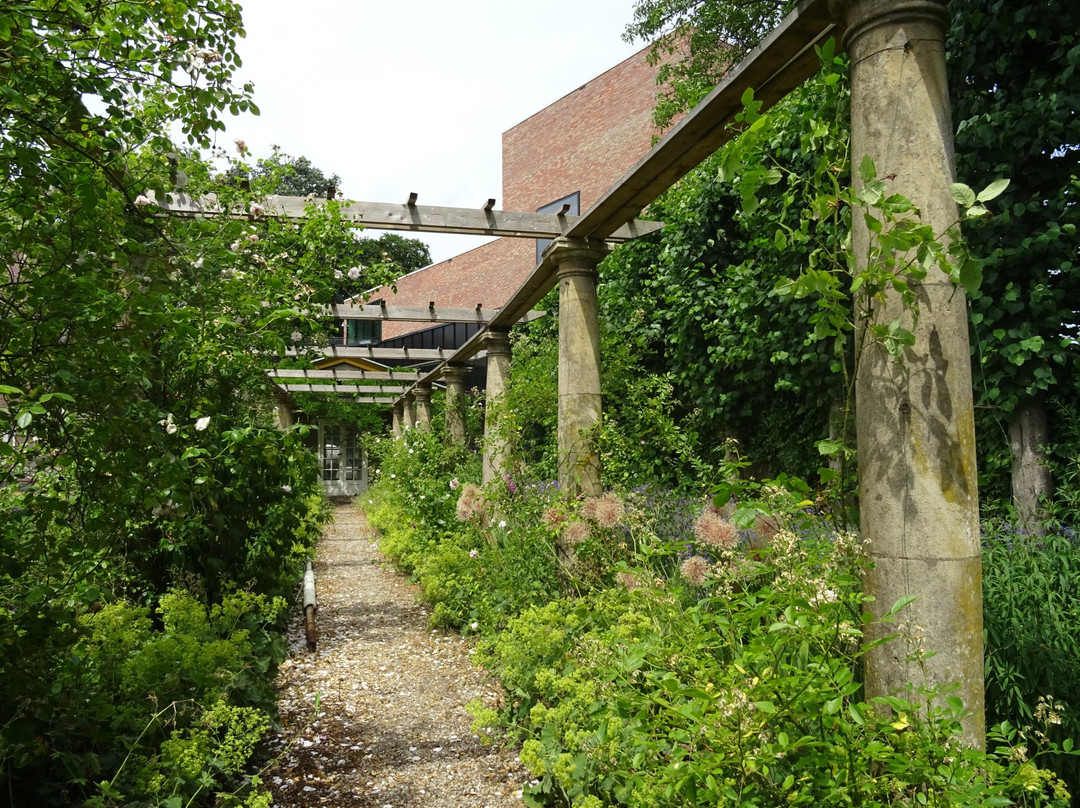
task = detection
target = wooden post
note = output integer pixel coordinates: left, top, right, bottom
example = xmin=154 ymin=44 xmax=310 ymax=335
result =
xmin=303 ymin=561 xmax=317 ymax=652
xmin=551 ymin=237 xmax=609 ymax=497
xmin=482 ymin=330 xmax=512 ymax=485
xmin=835 ymin=0 xmax=985 ymax=747
xmin=442 ymin=365 xmax=468 ymax=443
xmin=413 ymin=382 xmax=433 ymax=431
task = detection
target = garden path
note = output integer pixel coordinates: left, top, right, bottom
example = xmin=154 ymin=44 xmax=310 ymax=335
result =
xmin=263 ymin=504 xmax=527 ymax=807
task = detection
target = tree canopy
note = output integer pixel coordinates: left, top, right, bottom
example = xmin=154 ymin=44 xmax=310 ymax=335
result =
xmin=625 ymin=0 xmax=798 ymax=127
xmin=1 ymin=3 xmax=397 ymax=803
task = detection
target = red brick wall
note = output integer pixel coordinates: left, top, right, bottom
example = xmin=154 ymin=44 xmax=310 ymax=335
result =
xmin=370 ymin=238 xmax=534 ymax=340
xmin=371 ymin=43 xmax=665 ymax=339
xmin=503 ymin=44 xmax=664 ymax=213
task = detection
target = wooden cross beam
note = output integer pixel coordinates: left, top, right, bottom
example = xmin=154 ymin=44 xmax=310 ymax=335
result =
xmin=346 ymin=396 xmax=399 ymax=405
xmin=150 ymin=192 xmax=662 ymax=242
xmin=266 ymin=368 xmax=422 ymax=382
xmin=490 ymin=0 xmax=839 ymax=329
xmin=327 ymin=302 xmax=545 ymax=323
xmin=285 ymin=346 xmax=480 ymax=362
xmin=276 ymin=383 xmax=411 ymax=395
xmin=387 ymin=0 xmax=838 ymax=406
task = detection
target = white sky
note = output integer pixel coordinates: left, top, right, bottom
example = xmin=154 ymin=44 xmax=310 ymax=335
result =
xmin=221 ymin=0 xmax=645 ymax=264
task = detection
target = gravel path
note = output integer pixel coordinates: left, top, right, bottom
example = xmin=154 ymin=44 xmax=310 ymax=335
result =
xmin=263 ymin=505 xmax=528 ymax=807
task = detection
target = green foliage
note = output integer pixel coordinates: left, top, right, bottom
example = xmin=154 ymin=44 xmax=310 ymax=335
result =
xmin=2 ymin=588 xmax=288 ymax=805
xmin=945 ymin=0 xmax=1080 ymax=511
xmin=1 ymin=3 xmax=346 ymax=804
xmin=982 ymin=522 xmax=1080 ymax=796
xmin=356 ymin=232 xmax=432 ymax=275
xmin=247 ymin=153 xmax=342 ymax=197
xmin=601 ymin=59 xmax=851 ymax=482
xmin=948 ymin=0 xmax=1080 ymax=420
xmin=491 ymin=318 xmax=561 ymax=481
xmin=371 ymin=407 xmax=1080 ymax=806
xmin=597 ymin=328 xmax=715 ymax=492
xmin=489 ymin=299 xmax=715 ymax=492
xmin=624 ymin=0 xmax=798 ymax=128
xmin=473 ymin=516 xmax=1073 ymax=808
xmin=367 ymin=424 xmax=558 ymax=632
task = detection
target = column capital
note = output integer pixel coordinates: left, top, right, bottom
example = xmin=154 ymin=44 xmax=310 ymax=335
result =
xmin=549 ymin=237 xmax=611 ymax=277
xmin=441 ymin=364 xmax=469 ymax=384
xmin=483 ymin=329 xmax=512 ymax=357
xmin=829 ymin=0 xmax=948 ymax=53
xmin=411 ymin=381 xmax=432 ymax=402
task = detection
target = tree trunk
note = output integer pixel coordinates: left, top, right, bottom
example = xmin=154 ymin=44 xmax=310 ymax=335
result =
xmin=1009 ymin=395 xmax=1053 ymax=527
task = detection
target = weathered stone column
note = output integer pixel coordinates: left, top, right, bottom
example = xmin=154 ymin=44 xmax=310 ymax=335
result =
xmin=412 ymin=382 xmax=433 ymax=431
xmin=442 ymin=365 xmax=468 ymax=443
xmin=402 ymin=392 xmax=416 ymax=432
xmin=391 ymin=401 xmax=404 ymax=439
xmin=552 ymin=238 xmax=609 ymax=497
xmin=834 ymin=0 xmax=984 ymax=746
xmin=482 ymin=330 xmax=512 ymax=485
xmin=271 ymin=387 xmax=295 ymax=430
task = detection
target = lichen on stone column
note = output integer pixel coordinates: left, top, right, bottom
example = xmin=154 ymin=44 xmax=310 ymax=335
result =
xmin=551 ymin=237 xmax=610 ymax=499
xmin=442 ymin=365 xmax=469 ymax=443
xmin=482 ymin=330 xmax=512 ymax=485
xmin=834 ymin=0 xmax=985 ymax=747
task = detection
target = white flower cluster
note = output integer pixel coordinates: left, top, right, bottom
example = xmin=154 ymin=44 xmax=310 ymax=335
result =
xmin=185 ymin=45 xmax=222 ymax=72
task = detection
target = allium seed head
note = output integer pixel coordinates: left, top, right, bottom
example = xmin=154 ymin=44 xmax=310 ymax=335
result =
xmin=563 ymin=520 xmax=591 ymax=547
xmin=754 ymin=513 xmax=780 ymax=542
xmin=580 ymin=497 xmax=599 ymax=522
xmin=455 ymin=483 xmax=483 ymax=522
xmin=680 ymin=555 xmax=710 ymax=586
xmin=541 ymin=507 xmax=565 ymax=528
xmin=694 ymin=509 xmax=737 ymax=548
xmin=591 ymin=493 xmax=624 ymax=528
xmin=615 ymin=571 xmax=640 ymax=591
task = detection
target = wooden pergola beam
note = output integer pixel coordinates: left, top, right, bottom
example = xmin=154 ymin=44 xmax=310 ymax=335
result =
xmin=152 ymin=193 xmax=662 ymax=243
xmin=346 ymin=396 xmax=400 ymax=404
xmin=327 ymin=303 xmax=545 ymax=324
xmin=286 ymin=346 xmax=480 ymax=362
xmin=488 ymin=0 xmax=836 ymax=329
xmin=276 ymin=383 xmax=411 ymax=395
xmin=267 ymin=368 xmax=422 ymax=382
xmin=570 ymin=2 xmax=838 ymax=242
xmin=391 ymin=0 xmax=838 ymax=404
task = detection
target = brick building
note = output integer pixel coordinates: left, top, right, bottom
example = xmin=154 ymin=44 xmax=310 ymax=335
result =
xmin=366 ymin=42 xmax=667 ymax=344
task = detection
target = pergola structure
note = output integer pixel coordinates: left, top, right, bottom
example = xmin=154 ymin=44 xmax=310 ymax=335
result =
xmin=161 ymin=0 xmax=986 ymax=747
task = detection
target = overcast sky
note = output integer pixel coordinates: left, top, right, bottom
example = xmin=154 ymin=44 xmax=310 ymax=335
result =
xmin=220 ymin=1 xmax=645 ymax=264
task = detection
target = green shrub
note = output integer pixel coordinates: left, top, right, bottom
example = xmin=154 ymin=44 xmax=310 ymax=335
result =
xmin=983 ymin=521 xmax=1080 ymax=797
xmin=367 ymin=431 xmax=1079 ymax=806
xmin=476 ymin=526 xmax=1074 ymax=808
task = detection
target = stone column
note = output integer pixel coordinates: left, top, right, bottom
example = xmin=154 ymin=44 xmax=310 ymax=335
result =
xmin=442 ymin=365 xmax=468 ymax=443
xmin=552 ymin=238 xmax=609 ymax=497
xmin=412 ymin=382 xmax=433 ymax=431
xmin=391 ymin=401 xmax=404 ymax=439
xmin=271 ymin=387 xmax=295 ymax=430
xmin=482 ymin=330 xmax=512 ymax=485
xmin=402 ymin=393 xmax=416 ymax=432
xmin=834 ymin=0 xmax=984 ymax=747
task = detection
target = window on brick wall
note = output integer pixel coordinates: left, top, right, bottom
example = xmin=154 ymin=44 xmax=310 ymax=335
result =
xmin=536 ymin=191 xmax=580 ymax=265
